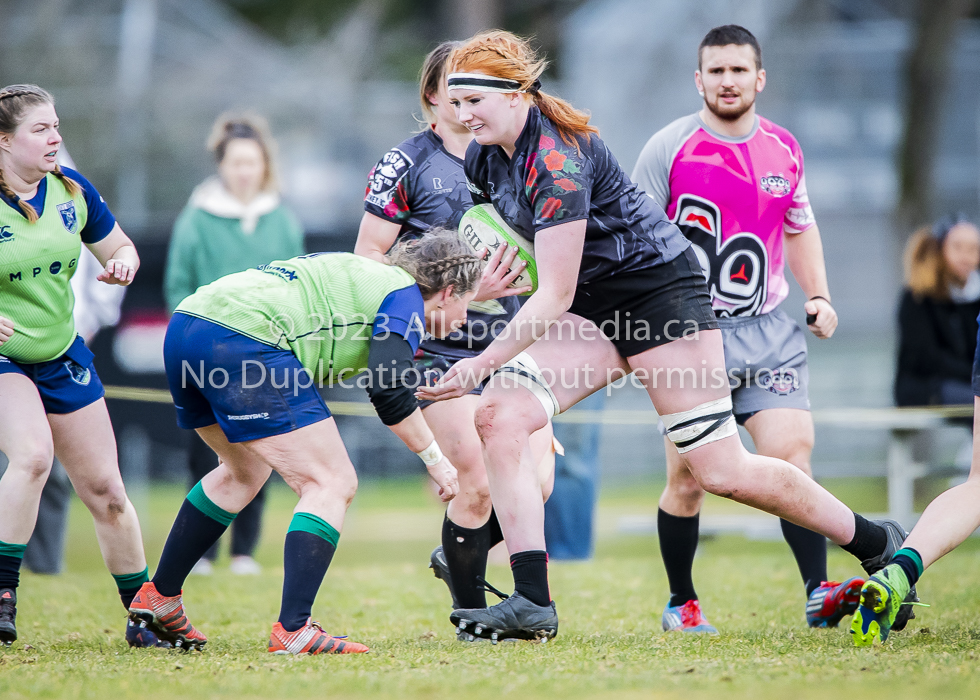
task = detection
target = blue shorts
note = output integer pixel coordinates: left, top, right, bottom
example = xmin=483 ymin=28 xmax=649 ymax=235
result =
xmin=0 ymin=335 xmax=105 ymax=414
xmin=164 ymin=313 xmax=331 ymax=443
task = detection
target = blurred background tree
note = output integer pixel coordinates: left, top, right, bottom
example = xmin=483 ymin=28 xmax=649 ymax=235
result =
xmin=227 ymin=0 xmax=578 ymax=81
xmin=896 ymin=0 xmax=979 ymax=232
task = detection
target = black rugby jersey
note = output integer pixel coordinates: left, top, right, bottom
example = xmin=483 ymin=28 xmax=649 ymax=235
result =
xmin=364 ymin=128 xmax=519 ymax=361
xmin=365 ymin=128 xmax=472 ymax=235
xmin=463 ymin=107 xmax=690 ymax=285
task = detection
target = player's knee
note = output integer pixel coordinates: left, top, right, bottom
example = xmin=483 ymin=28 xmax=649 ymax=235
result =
xmin=666 ymin=472 xmax=705 ymax=507
xmin=685 ymin=453 xmax=739 ymax=499
xmin=324 ymin=460 xmax=358 ymax=507
xmin=10 ymin=439 xmax=54 ymax=483
xmin=474 ymin=393 xmax=538 ymax=445
xmin=85 ymin=479 xmax=129 ymax=521
xmin=474 ymin=397 xmax=505 ymax=444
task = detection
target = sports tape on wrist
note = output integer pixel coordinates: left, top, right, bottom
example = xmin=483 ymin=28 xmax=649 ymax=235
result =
xmin=417 ymin=440 xmax=444 ymax=467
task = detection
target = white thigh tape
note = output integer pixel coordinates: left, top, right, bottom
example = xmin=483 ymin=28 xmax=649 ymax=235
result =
xmin=661 ymin=396 xmax=737 ymax=454
xmin=492 ymin=352 xmax=560 ymax=420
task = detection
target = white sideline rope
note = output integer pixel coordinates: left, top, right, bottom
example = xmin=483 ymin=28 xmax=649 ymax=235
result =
xmin=102 ymin=385 xmax=974 ymax=425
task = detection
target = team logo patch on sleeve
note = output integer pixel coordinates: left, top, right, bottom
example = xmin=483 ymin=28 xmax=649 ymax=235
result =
xmin=366 ymin=149 xmax=413 ymax=211
xmin=56 ymin=201 xmax=79 ymax=234
xmin=760 ymin=173 xmax=791 ymax=197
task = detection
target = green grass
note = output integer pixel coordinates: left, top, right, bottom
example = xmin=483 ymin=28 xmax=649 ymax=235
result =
xmin=3 ymin=478 xmax=980 ymax=699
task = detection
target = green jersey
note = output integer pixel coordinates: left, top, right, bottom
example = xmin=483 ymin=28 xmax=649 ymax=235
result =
xmin=175 ymin=253 xmax=425 ymax=383
xmin=0 ymin=174 xmax=89 ymax=363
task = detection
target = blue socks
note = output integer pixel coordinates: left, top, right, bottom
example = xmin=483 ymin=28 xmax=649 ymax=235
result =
xmin=278 ymin=513 xmax=339 ymax=633
xmin=152 ymin=482 xmax=236 ymax=597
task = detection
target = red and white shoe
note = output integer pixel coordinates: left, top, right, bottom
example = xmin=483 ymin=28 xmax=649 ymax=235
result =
xmin=128 ymin=581 xmax=208 ymax=650
xmin=806 ymin=577 xmax=864 ymax=628
xmin=268 ymin=618 xmax=369 ymax=655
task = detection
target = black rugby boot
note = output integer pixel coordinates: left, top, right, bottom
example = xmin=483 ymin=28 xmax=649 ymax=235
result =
xmin=450 ymin=593 xmax=558 ymax=644
xmin=0 ymin=589 xmax=16 ymax=645
xmin=429 ymin=546 xmax=460 ymax=609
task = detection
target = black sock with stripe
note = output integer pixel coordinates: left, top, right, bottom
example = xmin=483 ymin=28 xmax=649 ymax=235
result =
xmin=278 ymin=513 xmax=338 ymax=633
xmin=0 ymin=541 xmax=26 ymax=591
xmin=152 ymin=482 xmax=236 ymax=597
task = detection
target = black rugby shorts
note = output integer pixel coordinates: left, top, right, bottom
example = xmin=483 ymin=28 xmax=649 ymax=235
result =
xmin=568 ymin=247 xmax=718 ymax=357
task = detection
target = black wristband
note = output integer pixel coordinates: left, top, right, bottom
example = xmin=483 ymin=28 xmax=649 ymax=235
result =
xmin=809 ymin=295 xmax=830 ymax=304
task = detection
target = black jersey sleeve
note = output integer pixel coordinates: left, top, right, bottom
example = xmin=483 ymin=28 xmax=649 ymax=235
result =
xmin=364 ymin=333 xmax=421 ymax=426
xmin=527 ymin=132 xmax=594 ymax=231
xmin=364 ymin=147 xmax=415 ymax=223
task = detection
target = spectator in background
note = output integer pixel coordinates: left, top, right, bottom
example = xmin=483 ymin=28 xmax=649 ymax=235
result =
xmin=165 ymin=113 xmax=304 ymax=575
xmin=895 ymin=216 xmax=980 ymax=407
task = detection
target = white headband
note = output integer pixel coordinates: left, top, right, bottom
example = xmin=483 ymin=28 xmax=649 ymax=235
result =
xmin=447 ymin=72 xmax=524 ymax=93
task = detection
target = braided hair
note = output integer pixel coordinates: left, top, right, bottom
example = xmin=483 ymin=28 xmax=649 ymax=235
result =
xmin=387 ymin=227 xmax=484 ymax=298
xmin=0 ymin=84 xmax=80 ymax=224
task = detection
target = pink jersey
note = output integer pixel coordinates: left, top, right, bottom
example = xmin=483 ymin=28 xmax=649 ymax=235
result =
xmin=632 ymin=114 xmax=815 ymax=316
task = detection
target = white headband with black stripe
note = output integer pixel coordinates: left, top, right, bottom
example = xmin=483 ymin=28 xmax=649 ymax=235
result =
xmin=447 ymin=72 xmax=523 ymax=93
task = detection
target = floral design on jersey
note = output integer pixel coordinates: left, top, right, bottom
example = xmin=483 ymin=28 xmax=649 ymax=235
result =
xmin=526 ymin=131 xmax=588 ymax=222
xmin=463 ymin=106 xmax=690 ymax=285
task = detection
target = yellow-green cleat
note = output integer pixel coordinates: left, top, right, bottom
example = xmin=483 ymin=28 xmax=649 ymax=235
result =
xmin=850 ymin=564 xmax=911 ymax=647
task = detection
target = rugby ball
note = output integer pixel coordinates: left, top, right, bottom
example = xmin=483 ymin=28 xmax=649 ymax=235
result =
xmin=459 ymin=204 xmax=538 ymax=295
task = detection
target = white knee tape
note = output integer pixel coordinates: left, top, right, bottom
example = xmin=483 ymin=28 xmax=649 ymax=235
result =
xmin=492 ymin=352 xmax=560 ymax=420
xmin=661 ymin=396 xmax=737 ymax=454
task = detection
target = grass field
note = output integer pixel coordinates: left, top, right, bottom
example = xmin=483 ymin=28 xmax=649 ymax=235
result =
xmin=2 ymin=477 xmax=980 ymax=700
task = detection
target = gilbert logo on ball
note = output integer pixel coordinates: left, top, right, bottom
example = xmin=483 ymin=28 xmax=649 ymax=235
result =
xmin=459 ymin=204 xmax=538 ymax=294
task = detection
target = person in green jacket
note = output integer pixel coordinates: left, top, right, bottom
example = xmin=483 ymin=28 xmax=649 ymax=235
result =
xmin=164 ymin=113 xmax=303 ymax=576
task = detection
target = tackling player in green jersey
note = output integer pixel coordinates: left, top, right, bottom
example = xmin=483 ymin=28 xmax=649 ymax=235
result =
xmin=130 ymin=230 xmax=479 ymax=654
xmin=0 ymin=84 xmax=151 ymax=647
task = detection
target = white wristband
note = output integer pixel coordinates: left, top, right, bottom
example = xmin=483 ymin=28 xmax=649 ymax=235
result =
xmin=416 ymin=439 xmax=444 ymax=467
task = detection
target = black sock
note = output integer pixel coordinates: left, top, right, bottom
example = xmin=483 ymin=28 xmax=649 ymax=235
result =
xmin=278 ymin=520 xmax=337 ymax=633
xmin=657 ymin=509 xmax=700 ymax=607
xmin=488 ymin=508 xmax=504 ymax=548
xmin=780 ymin=519 xmax=828 ymax=597
xmin=152 ymin=486 xmax=235 ymax=597
xmin=0 ymin=554 xmax=22 ymax=591
xmin=840 ymin=513 xmax=888 ymax=563
xmin=442 ymin=514 xmax=493 ymax=609
xmin=510 ymin=550 xmax=550 ymax=606
xmin=113 ymin=568 xmax=149 ymax=610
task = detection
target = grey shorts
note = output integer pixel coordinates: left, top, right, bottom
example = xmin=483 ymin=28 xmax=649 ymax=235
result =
xmin=718 ymin=307 xmax=810 ymax=421
xmin=657 ymin=307 xmax=809 ymax=434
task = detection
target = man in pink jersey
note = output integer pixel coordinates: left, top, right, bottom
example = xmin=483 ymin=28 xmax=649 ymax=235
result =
xmin=633 ymin=25 xmax=889 ymax=634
